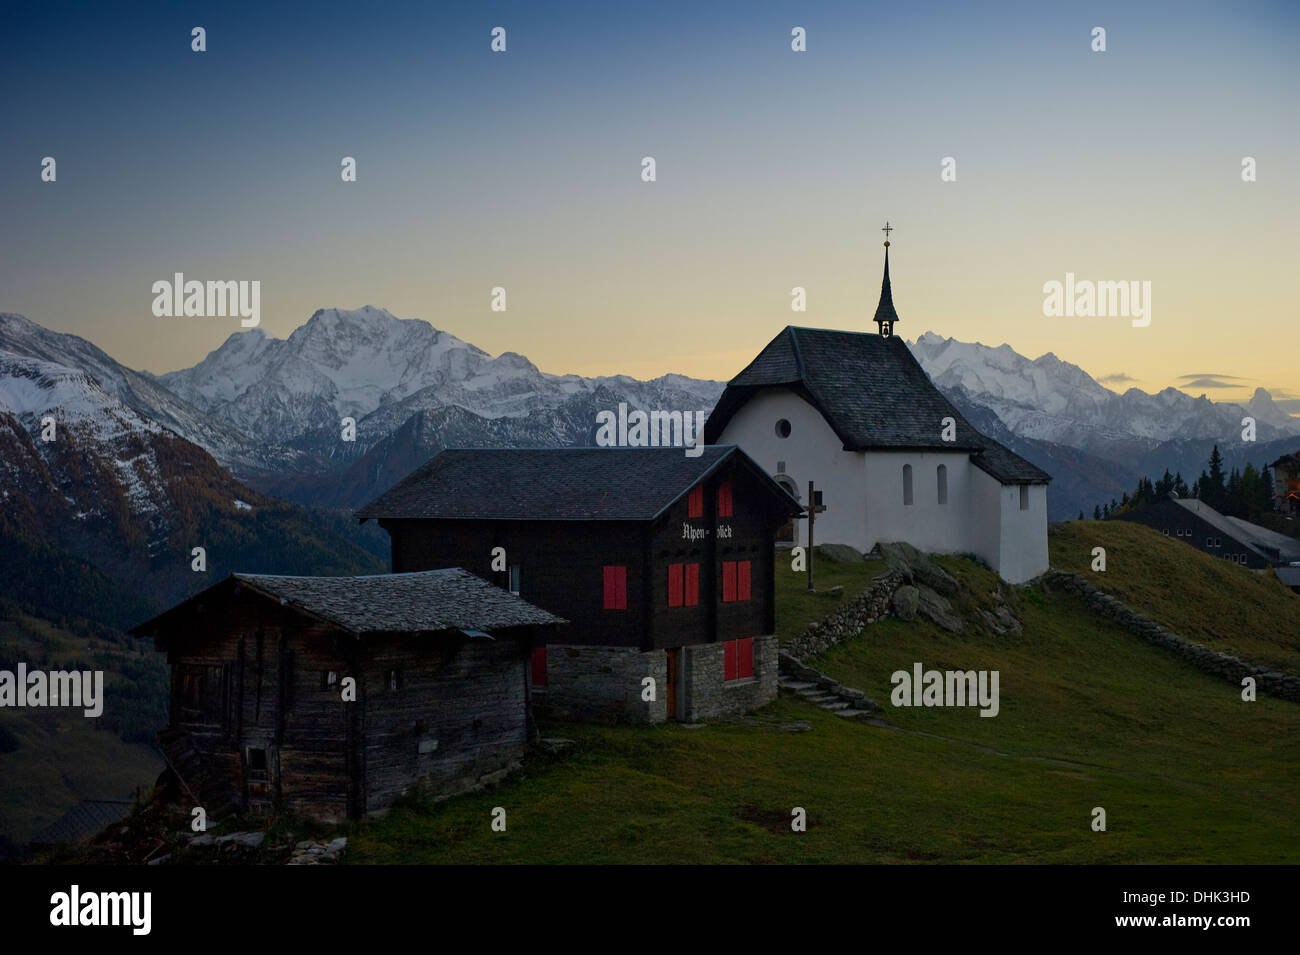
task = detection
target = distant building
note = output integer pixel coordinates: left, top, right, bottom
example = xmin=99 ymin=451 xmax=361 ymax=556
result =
xmin=131 ymin=569 xmax=563 ymax=821
xmin=704 ymin=236 xmax=1052 ymax=583
xmin=1115 ymin=496 xmax=1300 ymax=570
xmin=357 ymin=446 xmax=802 ymax=724
xmin=1271 ymin=453 xmax=1300 ymax=514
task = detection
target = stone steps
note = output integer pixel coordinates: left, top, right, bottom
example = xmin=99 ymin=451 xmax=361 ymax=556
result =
xmin=779 ymin=673 xmax=877 ymax=717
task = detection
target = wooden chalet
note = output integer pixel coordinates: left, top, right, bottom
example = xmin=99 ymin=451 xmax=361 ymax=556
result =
xmin=1115 ymin=496 xmax=1298 ymax=570
xmin=131 ymin=569 xmax=564 ymax=821
xmin=356 ymin=446 xmax=803 ymax=723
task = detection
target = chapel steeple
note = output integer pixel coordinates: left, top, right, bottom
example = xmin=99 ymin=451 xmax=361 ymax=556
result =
xmin=873 ymin=221 xmax=900 ymax=338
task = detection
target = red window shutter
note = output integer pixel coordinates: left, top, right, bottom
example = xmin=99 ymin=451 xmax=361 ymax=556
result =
xmin=531 ymin=647 xmax=547 ymax=686
xmin=688 ymin=485 xmax=703 ymax=518
xmin=718 ymin=479 xmax=734 ymax=518
xmin=722 ymin=561 xmax=737 ymax=602
xmin=684 ymin=563 xmax=699 ymax=606
xmin=723 ymin=640 xmax=737 ymax=681
xmin=668 ymin=563 xmax=683 ymax=607
xmin=738 ymin=638 xmax=754 ymax=679
xmin=738 ymin=560 xmax=751 ymax=601
xmin=603 ymin=566 xmax=626 ymax=610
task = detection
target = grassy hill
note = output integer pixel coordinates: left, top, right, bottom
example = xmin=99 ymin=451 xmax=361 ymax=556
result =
xmin=1049 ymin=520 xmax=1300 ymax=674
xmin=337 ymin=533 xmax=1299 ymax=864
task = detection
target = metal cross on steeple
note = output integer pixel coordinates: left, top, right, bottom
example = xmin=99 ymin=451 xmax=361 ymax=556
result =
xmin=873 ymin=222 xmax=900 ymax=336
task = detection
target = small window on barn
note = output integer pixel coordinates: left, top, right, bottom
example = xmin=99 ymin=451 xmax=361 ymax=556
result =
xmin=937 ymin=465 xmax=948 ymax=505
xmin=602 ymin=565 xmax=627 ymax=610
xmin=718 ymin=479 xmax=735 ymax=518
xmin=508 ymin=565 xmax=521 ymax=596
xmin=246 ymin=747 xmax=268 ymax=775
xmin=321 ymin=670 xmax=339 ymax=690
xmin=1215 ymin=537 xmax=1222 ymax=548
xmin=688 ymin=485 xmax=703 ymax=519
xmin=530 ymin=647 xmax=547 ymax=687
xmin=1019 ymin=485 xmax=1029 ymax=511
xmin=775 ymin=419 xmax=791 ymax=438
xmin=684 ymin=563 xmax=700 ymax=606
xmin=1206 ymin=537 xmax=1213 ymax=547
xmin=902 ymin=465 xmax=913 ymax=506
xmin=386 ymin=668 xmax=403 ymax=691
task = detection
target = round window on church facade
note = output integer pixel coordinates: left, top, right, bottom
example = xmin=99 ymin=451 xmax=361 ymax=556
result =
xmin=775 ymin=419 xmax=792 ymax=438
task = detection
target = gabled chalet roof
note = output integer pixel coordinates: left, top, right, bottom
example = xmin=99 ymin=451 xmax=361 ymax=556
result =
xmin=1271 ymin=453 xmax=1300 ymax=469
xmin=132 ymin=568 xmax=564 ymax=643
xmin=1222 ymin=515 xmax=1300 ymax=563
xmin=703 ymin=326 xmax=1050 ymax=484
xmin=355 ymin=446 xmax=802 ymax=522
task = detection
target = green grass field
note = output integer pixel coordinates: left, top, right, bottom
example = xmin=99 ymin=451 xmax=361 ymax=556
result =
xmin=344 ymin=524 xmax=1300 ymax=864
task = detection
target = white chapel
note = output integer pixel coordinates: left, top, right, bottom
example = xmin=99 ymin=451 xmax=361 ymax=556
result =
xmin=704 ymin=230 xmax=1051 ymax=583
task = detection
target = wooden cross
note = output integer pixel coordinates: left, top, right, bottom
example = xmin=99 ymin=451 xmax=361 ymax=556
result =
xmin=806 ymin=481 xmax=828 ymax=591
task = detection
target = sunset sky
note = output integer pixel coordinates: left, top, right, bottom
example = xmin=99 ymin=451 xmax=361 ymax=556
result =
xmin=3 ymin=0 xmax=1298 ymax=408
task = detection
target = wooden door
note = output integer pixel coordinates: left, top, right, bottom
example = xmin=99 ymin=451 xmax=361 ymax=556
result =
xmin=664 ymin=649 xmax=679 ymax=720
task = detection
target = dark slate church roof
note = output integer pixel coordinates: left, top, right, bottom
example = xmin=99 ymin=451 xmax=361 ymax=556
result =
xmin=703 ymin=326 xmax=1050 ymax=485
xmin=355 ymin=446 xmax=802 ymax=522
xmin=132 ymin=568 xmax=564 ymax=642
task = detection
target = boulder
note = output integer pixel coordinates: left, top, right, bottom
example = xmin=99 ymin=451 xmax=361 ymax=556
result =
xmin=874 ymin=541 xmax=958 ymax=595
xmin=916 ymin=586 xmax=964 ymax=634
xmin=892 ymin=585 xmax=920 ymax=621
xmin=816 ymin=544 xmax=866 ymax=564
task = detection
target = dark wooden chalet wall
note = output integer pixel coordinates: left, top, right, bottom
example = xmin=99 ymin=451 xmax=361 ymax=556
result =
xmin=383 ymin=459 xmax=784 ymax=652
xmin=162 ymin=596 xmax=356 ymax=818
xmin=388 ymin=518 xmax=644 ymax=648
xmin=359 ymin=632 xmax=529 ymax=813
xmin=648 ymin=460 xmax=779 ymax=650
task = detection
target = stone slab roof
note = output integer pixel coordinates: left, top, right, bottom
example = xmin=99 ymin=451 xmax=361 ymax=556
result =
xmin=132 ymin=568 xmax=564 ymax=642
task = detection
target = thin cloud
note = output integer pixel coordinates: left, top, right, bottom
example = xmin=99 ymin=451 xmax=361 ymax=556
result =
xmin=1097 ymin=372 xmax=1138 ymax=385
xmin=1178 ymin=375 xmax=1247 ymax=390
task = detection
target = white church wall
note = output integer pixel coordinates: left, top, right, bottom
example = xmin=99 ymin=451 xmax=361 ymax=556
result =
xmin=717 ymin=388 xmax=867 ymax=548
xmin=969 ymin=470 xmax=1049 ymax=583
xmin=863 ymin=450 xmax=973 ymax=555
xmin=997 ymin=482 xmax=1049 ymax=583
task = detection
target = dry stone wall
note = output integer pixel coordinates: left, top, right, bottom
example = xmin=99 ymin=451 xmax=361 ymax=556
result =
xmin=1043 ymin=570 xmax=1300 ymax=702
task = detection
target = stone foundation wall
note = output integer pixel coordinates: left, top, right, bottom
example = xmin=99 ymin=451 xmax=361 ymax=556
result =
xmin=532 ymin=645 xmax=667 ymax=724
xmin=681 ymin=635 xmax=778 ymax=721
xmin=1044 ymin=570 xmax=1300 ymax=702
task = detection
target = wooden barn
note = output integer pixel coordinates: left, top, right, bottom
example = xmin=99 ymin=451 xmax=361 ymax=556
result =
xmin=356 ymin=446 xmax=803 ymax=723
xmin=131 ymin=569 xmax=564 ymax=821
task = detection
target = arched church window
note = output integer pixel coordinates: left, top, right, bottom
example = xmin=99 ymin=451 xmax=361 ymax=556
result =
xmin=903 ymin=464 xmax=913 ymax=506
xmin=936 ymin=465 xmax=948 ymax=505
